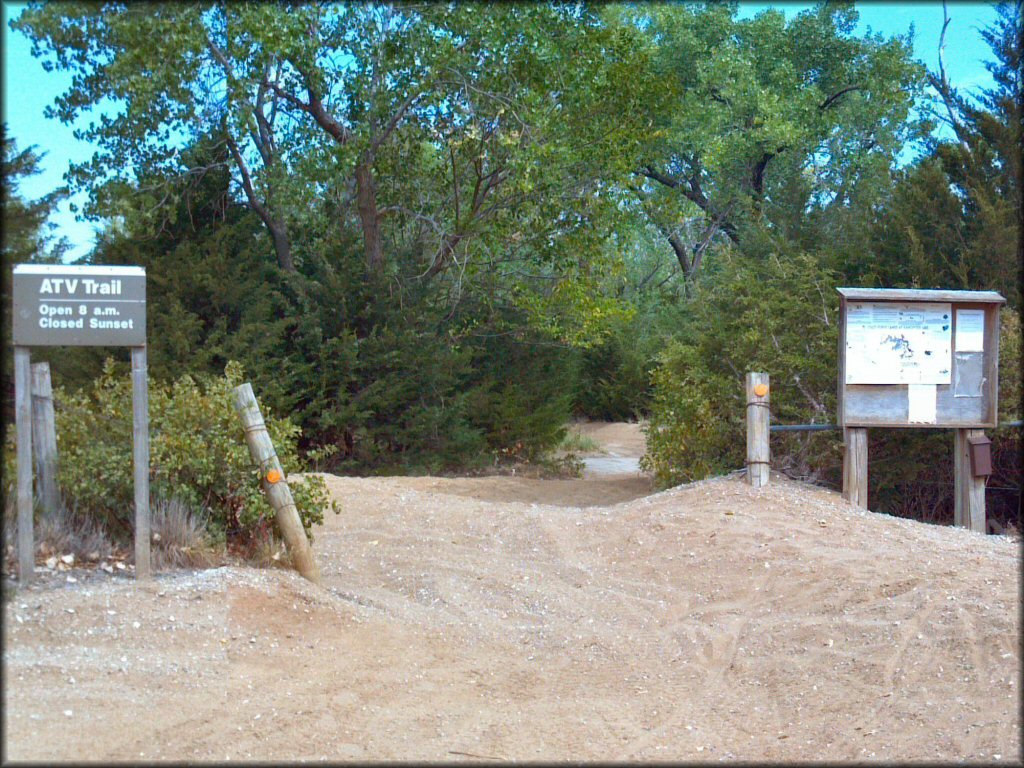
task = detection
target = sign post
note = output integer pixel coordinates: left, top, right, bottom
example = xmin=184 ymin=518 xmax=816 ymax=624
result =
xmin=131 ymin=346 xmax=150 ymax=579
xmin=30 ymin=362 xmax=60 ymax=517
xmin=11 ymin=264 xmax=149 ymax=581
xmin=837 ymin=288 xmax=1005 ymax=529
xmin=14 ymin=347 xmax=33 ymax=583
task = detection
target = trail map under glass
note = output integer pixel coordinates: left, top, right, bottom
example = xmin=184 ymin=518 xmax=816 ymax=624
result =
xmin=844 ymin=301 xmax=952 ymax=385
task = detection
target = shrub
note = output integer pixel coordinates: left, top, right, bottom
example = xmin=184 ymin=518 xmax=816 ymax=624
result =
xmin=34 ymin=503 xmax=115 ymax=562
xmin=642 ymin=251 xmax=841 ymax=487
xmin=465 ymin=333 xmax=577 ymax=465
xmin=558 ymin=430 xmax=601 ymax=455
xmin=41 ymin=360 xmax=336 ymax=543
xmin=572 ymin=313 xmax=656 ymax=421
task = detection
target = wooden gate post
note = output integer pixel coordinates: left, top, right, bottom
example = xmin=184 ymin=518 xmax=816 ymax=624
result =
xmin=954 ymin=428 xmax=986 ymax=532
xmin=842 ymin=428 xmax=868 ymax=509
xmin=745 ymin=372 xmax=770 ymax=487
xmin=14 ymin=347 xmax=35 ymax=583
xmin=30 ymin=362 xmax=60 ymax=517
xmin=233 ymin=383 xmax=322 ymax=585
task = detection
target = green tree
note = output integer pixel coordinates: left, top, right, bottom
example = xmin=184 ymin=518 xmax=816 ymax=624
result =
xmin=1 ymin=131 xmax=67 ymax=266
xmin=866 ymin=0 xmax=1021 ymax=307
xmin=642 ymin=249 xmax=840 ymax=487
xmin=606 ymin=2 xmax=924 ymax=282
xmin=1 ymin=129 xmax=69 ymax=420
xmin=13 ymin=4 xmax=637 ymax=289
xmin=70 ymin=132 xmax=581 ymax=472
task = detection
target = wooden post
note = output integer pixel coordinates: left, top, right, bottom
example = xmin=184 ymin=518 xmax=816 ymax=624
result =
xmin=14 ymin=347 xmax=34 ymax=583
xmin=954 ymin=428 xmax=986 ymax=532
xmin=232 ymin=383 xmax=321 ymax=585
xmin=843 ymin=427 xmax=868 ymax=509
xmin=132 ymin=346 xmax=151 ymax=579
xmin=745 ymin=372 xmax=770 ymax=487
xmin=30 ymin=362 xmax=60 ymax=517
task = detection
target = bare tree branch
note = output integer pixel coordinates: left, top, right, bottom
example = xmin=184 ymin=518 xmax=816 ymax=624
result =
xmin=929 ymin=0 xmax=971 ymax=150
xmin=819 ymin=85 xmax=862 ymax=111
xmin=370 ymin=91 xmax=422 ymax=154
xmin=225 ymin=131 xmax=294 ymax=271
xmin=641 ymin=165 xmax=682 ymax=189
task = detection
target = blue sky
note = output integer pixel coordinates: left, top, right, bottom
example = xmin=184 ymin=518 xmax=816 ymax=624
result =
xmin=1 ymin=2 xmax=1005 ymax=262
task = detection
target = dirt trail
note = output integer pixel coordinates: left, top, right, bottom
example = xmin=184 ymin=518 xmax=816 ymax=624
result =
xmin=3 ymin=423 xmax=1020 ymax=762
xmin=567 ymin=420 xmax=647 ymax=476
xmin=568 ymin=420 xmax=649 ymax=458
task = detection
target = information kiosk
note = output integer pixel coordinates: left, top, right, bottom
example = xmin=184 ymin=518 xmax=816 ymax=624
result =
xmin=837 ymin=287 xmax=1005 ymax=530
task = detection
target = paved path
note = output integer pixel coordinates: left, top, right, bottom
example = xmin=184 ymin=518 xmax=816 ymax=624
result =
xmin=581 ymin=456 xmax=642 ymax=475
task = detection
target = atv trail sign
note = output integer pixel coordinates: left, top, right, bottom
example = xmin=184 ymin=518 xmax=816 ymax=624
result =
xmin=11 ymin=264 xmax=151 ymax=583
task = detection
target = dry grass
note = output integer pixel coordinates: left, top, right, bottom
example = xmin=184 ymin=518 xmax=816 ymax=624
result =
xmin=4 ymin=493 xmax=115 ymax=565
xmin=4 ymin=490 xmax=298 ymax=576
xmin=150 ymin=497 xmax=222 ymax=570
xmin=224 ymin=516 xmax=294 ymax=570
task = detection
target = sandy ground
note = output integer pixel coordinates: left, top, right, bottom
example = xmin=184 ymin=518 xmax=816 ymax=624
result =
xmin=3 ymin=423 xmax=1020 ymax=762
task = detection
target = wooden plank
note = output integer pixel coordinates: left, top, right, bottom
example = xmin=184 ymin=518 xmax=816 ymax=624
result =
xmin=837 ymin=287 xmax=1005 ymax=303
xmin=843 ymin=383 xmax=989 ymax=427
xmin=131 ymin=346 xmax=151 ymax=579
xmin=837 ymin=296 xmax=847 ymax=427
xmin=984 ymin=304 xmax=1000 ymax=424
xmin=14 ymin=347 xmax=34 ymax=583
xmin=842 ymin=428 xmax=868 ymax=509
xmin=233 ymin=383 xmax=322 ymax=585
xmin=954 ymin=428 xmax=986 ymax=532
xmin=745 ymin=372 xmax=770 ymax=488
xmin=30 ymin=362 xmax=60 ymax=517
xmin=953 ymin=429 xmax=966 ymax=528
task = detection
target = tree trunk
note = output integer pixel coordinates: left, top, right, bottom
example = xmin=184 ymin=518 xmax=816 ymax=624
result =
xmin=355 ymin=162 xmax=384 ymax=272
xmin=664 ymin=232 xmax=693 ymax=277
xmin=223 ymin=132 xmax=295 ymax=272
xmin=268 ymin=217 xmax=294 ymax=272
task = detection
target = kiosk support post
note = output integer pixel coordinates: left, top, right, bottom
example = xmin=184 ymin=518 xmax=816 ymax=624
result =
xmin=842 ymin=428 xmax=868 ymax=509
xmin=954 ymin=428 xmax=986 ymax=533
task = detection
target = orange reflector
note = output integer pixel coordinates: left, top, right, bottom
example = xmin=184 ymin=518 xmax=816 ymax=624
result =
xmin=266 ymin=469 xmax=282 ymax=484
xmin=754 ymin=383 xmax=769 ymax=397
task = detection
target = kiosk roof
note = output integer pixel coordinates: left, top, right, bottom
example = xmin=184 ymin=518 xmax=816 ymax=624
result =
xmin=836 ymin=287 xmax=1005 ymax=303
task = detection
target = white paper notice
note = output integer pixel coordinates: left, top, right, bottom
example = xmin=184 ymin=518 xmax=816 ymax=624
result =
xmin=845 ymin=302 xmax=952 ymax=385
xmin=907 ymin=383 xmax=937 ymax=424
xmin=955 ymin=309 xmax=985 ymax=352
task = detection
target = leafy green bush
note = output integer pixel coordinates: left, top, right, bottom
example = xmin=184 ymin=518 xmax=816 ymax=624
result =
xmin=558 ymin=430 xmax=600 ymax=454
xmin=77 ymin=197 xmax=581 ymax=476
xmin=997 ymin=308 xmax=1021 ymax=423
xmin=642 ymin=251 xmax=840 ymax=488
xmin=572 ymin=312 xmax=656 ymax=421
xmin=43 ymin=360 xmax=336 ymax=542
xmin=464 ymin=328 xmax=578 ymax=465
